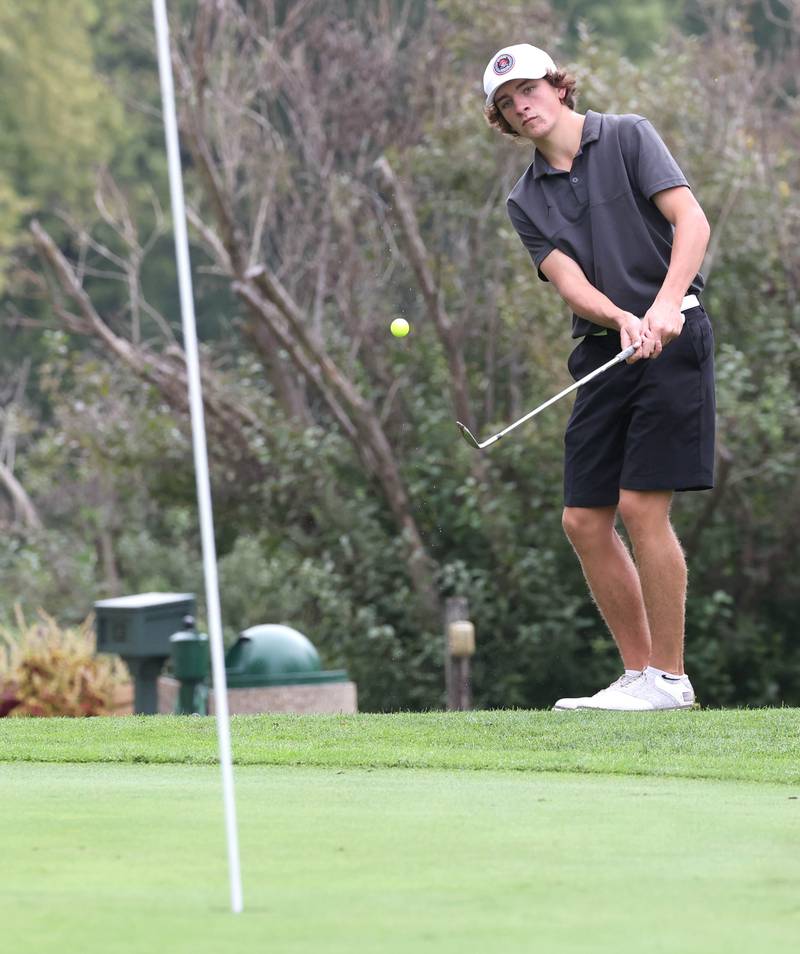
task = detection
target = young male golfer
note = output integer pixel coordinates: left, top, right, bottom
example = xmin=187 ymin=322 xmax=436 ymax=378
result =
xmin=483 ymin=44 xmax=715 ymax=710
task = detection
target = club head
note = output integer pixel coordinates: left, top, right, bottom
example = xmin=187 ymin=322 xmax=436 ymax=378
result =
xmin=456 ymin=421 xmax=482 ymax=450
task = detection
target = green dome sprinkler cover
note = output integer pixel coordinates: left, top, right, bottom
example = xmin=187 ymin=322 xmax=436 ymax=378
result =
xmin=224 ymin=624 xmax=349 ymax=688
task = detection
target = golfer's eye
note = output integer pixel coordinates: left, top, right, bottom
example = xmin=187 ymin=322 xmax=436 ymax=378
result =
xmin=523 ymin=84 xmax=536 ymax=94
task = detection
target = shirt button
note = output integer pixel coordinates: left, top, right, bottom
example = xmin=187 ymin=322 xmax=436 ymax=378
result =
xmin=571 ymin=176 xmax=579 ymax=183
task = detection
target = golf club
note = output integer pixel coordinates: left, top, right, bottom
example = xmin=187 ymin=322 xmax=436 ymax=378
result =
xmin=457 ymin=343 xmax=636 ymax=450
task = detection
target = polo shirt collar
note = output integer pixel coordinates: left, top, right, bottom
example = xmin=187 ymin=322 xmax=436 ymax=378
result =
xmin=532 ymin=110 xmax=602 ymax=179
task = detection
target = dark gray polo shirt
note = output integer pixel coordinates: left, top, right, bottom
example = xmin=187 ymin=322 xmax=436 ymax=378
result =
xmin=507 ymin=110 xmax=704 ymax=338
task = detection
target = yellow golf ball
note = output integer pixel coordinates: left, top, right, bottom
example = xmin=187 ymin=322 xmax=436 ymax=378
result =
xmin=390 ymin=318 xmax=410 ymax=338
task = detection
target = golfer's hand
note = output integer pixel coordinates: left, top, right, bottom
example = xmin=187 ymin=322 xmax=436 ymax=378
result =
xmin=618 ymin=312 xmax=645 ymax=363
xmin=641 ymin=301 xmax=685 ymax=358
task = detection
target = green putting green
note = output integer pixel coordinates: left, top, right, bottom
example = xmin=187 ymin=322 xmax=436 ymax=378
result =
xmin=2 ymin=711 xmax=799 ymax=953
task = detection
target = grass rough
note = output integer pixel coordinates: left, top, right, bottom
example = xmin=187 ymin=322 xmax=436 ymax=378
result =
xmin=1 ymin=707 xmax=799 ymax=783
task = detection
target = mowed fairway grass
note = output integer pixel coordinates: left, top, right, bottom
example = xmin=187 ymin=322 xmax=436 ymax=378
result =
xmin=2 ymin=710 xmax=800 ymax=954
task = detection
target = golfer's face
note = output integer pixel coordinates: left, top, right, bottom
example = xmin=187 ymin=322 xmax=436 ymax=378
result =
xmin=494 ymin=78 xmax=564 ymax=140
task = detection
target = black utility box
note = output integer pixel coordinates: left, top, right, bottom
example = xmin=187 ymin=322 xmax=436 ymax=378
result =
xmin=95 ymin=592 xmax=196 ymax=657
xmin=94 ymin=592 xmax=196 ymax=714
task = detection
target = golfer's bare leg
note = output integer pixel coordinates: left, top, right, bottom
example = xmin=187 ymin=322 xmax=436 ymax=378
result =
xmin=562 ymin=505 xmax=651 ymax=670
xmin=617 ymin=489 xmax=686 ymax=674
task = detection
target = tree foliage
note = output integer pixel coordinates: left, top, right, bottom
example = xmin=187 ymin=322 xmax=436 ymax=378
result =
xmin=0 ymin=0 xmax=122 ymax=285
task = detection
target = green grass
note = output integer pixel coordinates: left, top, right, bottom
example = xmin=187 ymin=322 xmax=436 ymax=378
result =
xmin=2 ymin=711 xmax=800 ymax=953
xmin=2 ymin=708 xmax=800 ymax=782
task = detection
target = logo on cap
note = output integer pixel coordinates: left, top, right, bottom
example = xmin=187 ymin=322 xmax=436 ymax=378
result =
xmin=493 ymin=53 xmax=515 ymax=75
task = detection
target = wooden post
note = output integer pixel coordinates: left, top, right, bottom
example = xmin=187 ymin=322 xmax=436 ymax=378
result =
xmin=444 ymin=596 xmax=475 ymax=711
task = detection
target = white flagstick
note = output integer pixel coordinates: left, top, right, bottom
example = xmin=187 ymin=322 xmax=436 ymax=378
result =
xmin=152 ymin=0 xmax=243 ymax=914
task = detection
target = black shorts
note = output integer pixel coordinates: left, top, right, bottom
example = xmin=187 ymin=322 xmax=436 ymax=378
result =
xmin=563 ymin=307 xmax=716 ymax=508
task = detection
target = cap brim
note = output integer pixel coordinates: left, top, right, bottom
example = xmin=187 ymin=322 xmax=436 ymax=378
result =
xmin=485 ymin=68 xmax=549 ymax=107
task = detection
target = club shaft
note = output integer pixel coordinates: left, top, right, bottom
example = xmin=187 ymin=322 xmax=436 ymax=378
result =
xmin=483 ymin=345 xmax=635 ymax=447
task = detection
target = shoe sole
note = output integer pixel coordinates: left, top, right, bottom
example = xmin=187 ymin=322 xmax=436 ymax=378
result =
xmin=551 ymin=699 xmax=701 ymax=712
xmin=570 ymin=702 xmax=700 ymax=712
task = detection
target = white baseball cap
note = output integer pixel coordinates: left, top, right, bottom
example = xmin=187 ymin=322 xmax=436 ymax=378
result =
xmin=483 ymin=44 xmax=558 ymax=107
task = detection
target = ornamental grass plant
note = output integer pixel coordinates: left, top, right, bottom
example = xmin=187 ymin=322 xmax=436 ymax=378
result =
xmin=0 ymin=607 xmax=129 ymax=717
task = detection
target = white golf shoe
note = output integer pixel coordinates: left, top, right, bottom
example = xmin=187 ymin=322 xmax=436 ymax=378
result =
xmin=575 ymin=668 xmax=696 ymax=711
xmin=552 ymin=671 xmax=643 ymax=711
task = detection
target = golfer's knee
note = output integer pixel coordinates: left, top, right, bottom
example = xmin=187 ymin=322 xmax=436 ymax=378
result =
xmin=562 ymin=506 xmax=615 ymax=551
xmin=617 ymin=490 xmax=672 ymax=538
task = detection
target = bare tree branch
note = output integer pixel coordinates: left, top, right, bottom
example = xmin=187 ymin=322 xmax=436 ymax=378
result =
xmin=30 ymin=220 xmax=263 ymax=478
xmin=0 ymin=461 xmax=41 ymax=531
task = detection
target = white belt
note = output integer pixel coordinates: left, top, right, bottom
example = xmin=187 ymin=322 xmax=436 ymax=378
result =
xmin=592 ymin=294 xmax=701 ymax=335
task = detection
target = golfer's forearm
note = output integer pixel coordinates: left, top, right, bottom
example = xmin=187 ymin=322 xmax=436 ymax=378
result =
xmin=541 ymin=250 xmax=630 ymax=328
xmin=555 ymin=276 xmax=629 ymax=330
xmin=654 ymin=207 xmax=711 ymax=307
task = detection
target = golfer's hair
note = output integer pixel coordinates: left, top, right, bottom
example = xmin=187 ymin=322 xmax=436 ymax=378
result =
xmin=484 ymin=70 xmax=578 ymax=139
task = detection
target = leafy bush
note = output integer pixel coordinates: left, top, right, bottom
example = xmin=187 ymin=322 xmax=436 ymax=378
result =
xmin=0 ymin=607 xmax=129 ymax=717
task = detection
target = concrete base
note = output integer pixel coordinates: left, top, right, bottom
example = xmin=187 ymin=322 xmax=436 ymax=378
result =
xmin=157 ymin=675 xmax=358 ymax=715
xmin=109 ymin=682 xmax=134 ymax=715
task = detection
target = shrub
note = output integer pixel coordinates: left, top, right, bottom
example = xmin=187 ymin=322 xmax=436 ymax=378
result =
xmin=0 ymin=607 xmax=129 ymax=717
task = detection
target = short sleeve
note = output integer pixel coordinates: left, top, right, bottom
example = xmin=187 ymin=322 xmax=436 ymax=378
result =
xmin=627 ymin=119 xmax=688 ymax=200
xmin=507 ymin=198 xmax=555 ymax=282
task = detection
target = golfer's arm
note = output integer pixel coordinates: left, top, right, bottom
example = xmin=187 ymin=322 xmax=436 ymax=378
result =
xmin=539 ymin=250 xmax=629 ymax=330
xmin=651 ymin=186 xmax=711 ymax=307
